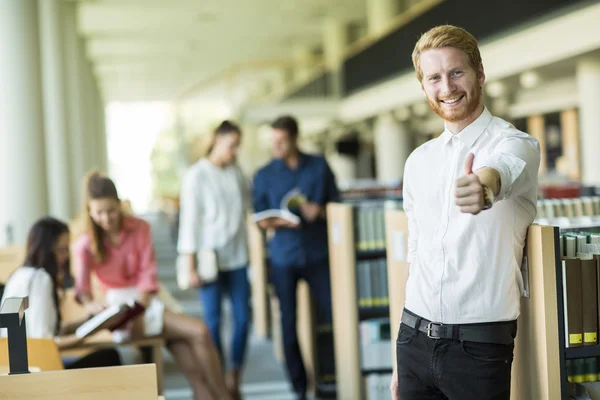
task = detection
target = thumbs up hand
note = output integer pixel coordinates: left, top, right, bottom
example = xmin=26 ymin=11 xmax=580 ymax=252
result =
xmin=455 ymin=153 xmax=485 ymax=215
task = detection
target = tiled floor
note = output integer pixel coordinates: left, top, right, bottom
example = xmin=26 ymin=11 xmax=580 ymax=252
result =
xmin=144 ymin=212 xmax=296 ymax=400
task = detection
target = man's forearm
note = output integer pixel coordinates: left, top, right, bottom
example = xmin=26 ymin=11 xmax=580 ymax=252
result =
xmin=258 ymin=218 xmax=288 ymax=230
xmin=474 ymin=167 xmax=501 ymax=196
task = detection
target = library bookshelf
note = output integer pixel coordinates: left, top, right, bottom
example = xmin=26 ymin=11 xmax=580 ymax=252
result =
xmin=327 ymin=202 xmax=395 ymax=400
xmin=247 ymin=215 xmax=270 ymax=338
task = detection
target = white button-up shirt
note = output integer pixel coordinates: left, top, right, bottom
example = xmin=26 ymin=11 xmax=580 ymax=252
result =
xmin=1 ymin=267 xmax=57 ymax=338
xmin=403 ymin=107 xmax=540 ymax=324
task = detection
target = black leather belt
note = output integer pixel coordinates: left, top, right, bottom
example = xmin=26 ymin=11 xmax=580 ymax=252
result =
xmin=401 ymin=310 xmax=516 ymax=345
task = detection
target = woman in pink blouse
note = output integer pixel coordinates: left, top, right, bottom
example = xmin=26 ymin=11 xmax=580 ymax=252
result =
xmin=72 ymin=171 xmax=231 ymax=400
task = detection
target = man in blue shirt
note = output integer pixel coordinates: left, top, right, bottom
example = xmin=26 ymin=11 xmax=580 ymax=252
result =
xmin=252 ymin=115 xmax=339 ymax=400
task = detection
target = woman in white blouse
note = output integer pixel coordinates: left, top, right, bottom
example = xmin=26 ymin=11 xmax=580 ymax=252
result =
xmin=178 ymin=120 xmax=250 ymax=399
xmin=1 ymin=217 xmax=121 ymax=369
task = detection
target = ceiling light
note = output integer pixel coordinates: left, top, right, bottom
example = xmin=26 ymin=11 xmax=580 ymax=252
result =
xmin=520 ymin=71 xmax=540 ymax=88
xmin=485 ymin=81 xmax=506 ymax=98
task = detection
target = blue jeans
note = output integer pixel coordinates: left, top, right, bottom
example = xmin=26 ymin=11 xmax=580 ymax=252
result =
xmin=270 ymin=260 xmax=333 ymax=395
xmin=199 ymin=266 xmax=250 ymax=370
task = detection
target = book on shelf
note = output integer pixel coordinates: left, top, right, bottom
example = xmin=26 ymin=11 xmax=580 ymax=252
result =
xmin=535 ymin=196 xmax=600 ymax=227
xmin=359 ymin=318 xmax=392 ymax=371
xmin=356 ymin=259 xmax=389 ymax=309
xmin=75 ymin=300 xmax=146 ymax=339
xmin=560 ymin=233 xmax=600 ymax=349
xmin=251 ymin=188 xmax=307 ymax=225
xmin=365 ymin=373 xmax=394 ymax=400
xmin=354 ymin=203 xmax=387 ymax=251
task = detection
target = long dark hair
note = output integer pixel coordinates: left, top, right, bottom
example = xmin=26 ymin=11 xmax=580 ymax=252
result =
xmin=207 ymin=120 xmax=241 ymax=155
xmin=82 ymin=170 xmax=120 ymax=263
xmin=23 ymin=217 xmax=70 ymax=335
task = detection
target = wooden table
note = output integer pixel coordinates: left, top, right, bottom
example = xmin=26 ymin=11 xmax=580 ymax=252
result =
xmin=62 ymin=331 xmax=165 ymax=394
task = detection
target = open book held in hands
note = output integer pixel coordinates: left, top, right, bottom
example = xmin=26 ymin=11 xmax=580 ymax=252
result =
xmin=251 ymin=188 xmax=307 ymax=225
xmin=75 ymin=300 xmax=146 ymax=339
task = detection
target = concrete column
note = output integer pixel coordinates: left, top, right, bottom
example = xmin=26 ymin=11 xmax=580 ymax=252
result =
xmin=39 ymin=0 xmax=72 ymax=221
xmin=96 ymin=87 xmax=109 ymax=173
xmin=373 ymin=113 xmax=412 ymax=183
xmin=366 ymin=0 xmax=400 ymax=36
xmin=63 ymin=2 xmax=88 ymax=212
xmin=577 ymin=57 xmax=600 ymax=186
xmin=327 ymin=152 xmax=358 ymax=186
xmin=81 ymin=47 xmax=98 ymax=173
xmin=0 ymin=0 xmax=48 ymax=244
xmin=323 ymin=18 xmax=347 ymax=97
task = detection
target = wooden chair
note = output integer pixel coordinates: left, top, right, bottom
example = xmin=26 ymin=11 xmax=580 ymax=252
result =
xmin=0 ymin=246 xmax=25 ymax=283
xmin=0 ymin=364 xmax=158 ymax=399
xmin=0 ymin=337 xmax=64 ymax=372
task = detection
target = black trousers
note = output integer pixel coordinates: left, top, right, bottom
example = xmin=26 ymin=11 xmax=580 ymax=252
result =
xmin=396 ymin=320 xmax=516 ymax=400
xmin=64 ymin=348 xmax=122 ymax=370
xmin=270 ymin=261 xmax=333 ymax=397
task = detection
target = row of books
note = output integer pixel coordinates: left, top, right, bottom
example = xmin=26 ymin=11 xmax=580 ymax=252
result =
xmin=357 ymin=259 xmax=389 ymax=308
xmin=352 ymin=200 xmax=402 ymax=252
xmin=360 ymin=318 xmax=393 ymax=399
xmin=354 ymin=203 xmax=387 ymax=251
xmin=537 ymin=197 xmax=600 ymax=220
xmin=314 ymin=326 xmax=336 ymax=395
xmin=364 ymin=373 xmax=394 ymax=400
xmin=359 ymin=318 xmax=392 ymax=371
xmin=561 ymin=232 xmax=600 ymax=348
xmin=567 ymin=358 xmax=600 ymax=384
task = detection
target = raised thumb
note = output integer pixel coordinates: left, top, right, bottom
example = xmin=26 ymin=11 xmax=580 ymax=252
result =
xmin=464 ymin=152 xmax=474 ymax=175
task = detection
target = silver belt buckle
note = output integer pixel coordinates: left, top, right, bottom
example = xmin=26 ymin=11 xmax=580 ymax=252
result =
xmin=426 ymin=322 xmax=442 ymax=340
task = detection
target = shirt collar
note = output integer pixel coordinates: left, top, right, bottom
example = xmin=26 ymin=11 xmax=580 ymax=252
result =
xmin=275 ymin=151 xmax=308 ymax=171
xmin=440 ymin=107 xmax=493 ymax=148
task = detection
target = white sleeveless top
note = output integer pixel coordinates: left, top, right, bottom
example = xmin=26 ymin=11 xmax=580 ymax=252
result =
xmin=0 ymin=267 xmax=57 ymax=338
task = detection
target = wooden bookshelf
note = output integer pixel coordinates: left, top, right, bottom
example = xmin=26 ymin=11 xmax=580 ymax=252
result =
xmin=247 ymin=216 xmax=270 ymax=339
xmin=327 ymin=202 xmax=393 ymax=400
xmin=511 ymin=224 xmax=562 ymax=400
xmin=384 ymin=209 xmax=409 ymax=366
xmin=383 ymin=210 xmax=563 ymax=399
xmin=327 ymin=202 xmax=362 ymax=400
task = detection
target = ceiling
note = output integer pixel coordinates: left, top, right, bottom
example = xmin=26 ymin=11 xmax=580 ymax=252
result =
xmin=73 ymin=0 xmax=368 ymax=103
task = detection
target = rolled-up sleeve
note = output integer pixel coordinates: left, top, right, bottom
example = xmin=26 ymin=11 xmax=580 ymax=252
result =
xmin=177 ymin=170 xmax=202 ymax=254
xmin=73 ymin=239 xmax=93 ymax=302
xmin=477 ymin=135 xmax=540 ymax=201
xmin=137 ymin=222 xmax=159 ymax=294
xmin=403 ymin=156 xmax=419 ymax=264
xmin=252 ymin=170 xmax=270 ymax=213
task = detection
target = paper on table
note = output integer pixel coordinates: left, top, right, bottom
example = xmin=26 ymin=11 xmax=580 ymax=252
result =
xmin=392 ymin=230 xmax=406 ymax=262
